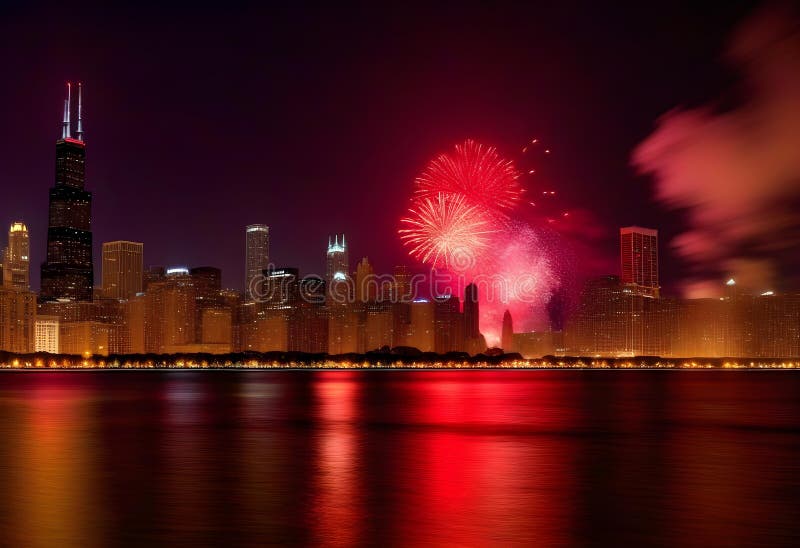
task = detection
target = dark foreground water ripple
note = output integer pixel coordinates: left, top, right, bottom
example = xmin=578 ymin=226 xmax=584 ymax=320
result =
xmin=0 ymin=370 xmax=799 ymax=546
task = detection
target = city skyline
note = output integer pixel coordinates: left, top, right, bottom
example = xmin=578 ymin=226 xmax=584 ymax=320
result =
xmin=1 ymin=2 xmax=799 ymax=360
xmin=2 ymin=79 xmax=798 ymax=357
xmin=2 ymin=83 xmax=788 ymax=304
xmin=3 ymin=5 xmax=800 ymax=548
xmin=7 ymin=1 xmax=798 ymax=297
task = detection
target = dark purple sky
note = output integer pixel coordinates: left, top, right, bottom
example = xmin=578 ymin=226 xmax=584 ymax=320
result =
xmin=0 ymin=1 xmax=757 ymax=293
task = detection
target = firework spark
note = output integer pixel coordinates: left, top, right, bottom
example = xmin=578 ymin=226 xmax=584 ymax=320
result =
xmin=414 ymin=139 xmax=522 ymax=212
xmin=399 ymin=193 xmax=494 ymax=270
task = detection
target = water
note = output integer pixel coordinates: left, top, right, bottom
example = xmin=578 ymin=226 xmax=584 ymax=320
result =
xmin=0 ymin=370 xmax=798 ymax=546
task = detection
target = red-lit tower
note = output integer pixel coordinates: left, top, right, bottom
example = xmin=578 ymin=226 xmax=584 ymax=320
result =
xmin=620 ymin=226 xmax=659 ymax=298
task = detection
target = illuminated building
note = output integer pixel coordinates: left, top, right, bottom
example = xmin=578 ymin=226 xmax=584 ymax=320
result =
xmin=464 ymin=283 xmax=479 ymax=337
xmin=326 ymin=234 xmax=349 ymax=299
xmin=288 ymin=275 xmax=328 ymax=353
xmin=245 ymin=224 xmax=269 ymax=301
xmin=620 ymin=226 xmax=659 ymax=297
xmin=501 ymin=309 xmax=514 ymax=352
xmin=567 ymin=275 xmax=677 ymax=357
xmin=201 ymin=308 xmax=232 ymax=351
xmin=512 ymin=331 xmax=555 ymax=358
xmin=378 ymin=265 xmax=413 ymax=302
xmin=60 ymin=321 xmax=109 ymax=356
xmin=37 ymin=300 xmax=97 ymax=325
xmin=434 ymin=294 xmax=463 ymax=353
xmin=144 ymin=267 xmax=196 ymax=353
xmin=407 ymin=299 xmax=435 ymax=352
xmin=35 ymin=315 xmax=60 ymax=353
xmin=463 ymin=283 xmax=485 ymax=353
xmin=101 ymin=241 xmax=143 ymax=299
xmin=289 ymin=302 xmax=329 ymax=353
xmin=391 ymin=301 xmax=411 ymax=347
xmin=94 ymin=298 xmax=127 ymax=354
xmin=143 ymin=265 xmax=165 ymax=291
xmin=327 ymin=305 xmax=358 ymax=354
xmin=326 ymin=234 xmax=356 ymax=353
xmin=361 ymin=301 xmax=393 ymax=352
xmin=240 ymin=315 xmax=288 ymax=352
xmin=190 ymin=266 xmax=221 ymax=295
xmin=40 ymin=83 xmax=94 ymax=302
xmin=752 ymin=291 xmax=800 ymax=358
xmin=123 ymin=295 xmax=146 ymax=354
xmin=299 ymin=275 xmax=325 ymax=305
xmin=191 ymin=266 xmax=224 ymax=315
xmin=261 ymin=267 xmax=300 ymax=309
xmin=355 ymin=257 xmax=375 ymax=302
xmin=3 ymin=222 xmax=30 ymax=289
xmin=391 ymin=265 xmax=413 ymax=302
xmin=0 ymin=287 xmax=36 ymax=353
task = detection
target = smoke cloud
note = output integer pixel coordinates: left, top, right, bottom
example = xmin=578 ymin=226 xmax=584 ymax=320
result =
xmin=633 ymin=5 xmax=800 ymax=296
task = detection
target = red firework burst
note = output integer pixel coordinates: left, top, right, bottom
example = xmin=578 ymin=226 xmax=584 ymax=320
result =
xmin=398 ymin=193 xmax=494 ymax=270
xmin=414 ymin=139 xmax=522 ymax=211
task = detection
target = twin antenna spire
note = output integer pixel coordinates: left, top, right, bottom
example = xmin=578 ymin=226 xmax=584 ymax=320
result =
xmin=61 ymin=82 xmax=84 ymax=141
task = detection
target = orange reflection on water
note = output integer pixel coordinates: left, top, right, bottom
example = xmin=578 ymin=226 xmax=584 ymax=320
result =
xmin=7 ymin=376 xmax=104 ymax=547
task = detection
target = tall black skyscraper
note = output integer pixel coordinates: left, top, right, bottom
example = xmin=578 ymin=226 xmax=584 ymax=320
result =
xmin=464 ymin=283 xmax=480 ymax=338
xmin=40 ymin=83 xmax=94 ymax=302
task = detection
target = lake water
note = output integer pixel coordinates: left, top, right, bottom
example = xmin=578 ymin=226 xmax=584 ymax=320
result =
xmin=0 ymin=370 xmax=798 ymax=546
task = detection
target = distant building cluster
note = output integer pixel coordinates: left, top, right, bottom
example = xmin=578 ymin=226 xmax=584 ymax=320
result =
xmin=563 ymin=273 xmax=800 ymax=358
xmin=2 ymin=85 xmax=799 ymax=360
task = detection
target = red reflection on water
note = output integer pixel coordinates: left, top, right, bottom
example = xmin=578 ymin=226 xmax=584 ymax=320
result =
xmin=310 ymin=371 xmax=364 ymax=546
xmin=385 ymin=372 xmax=579 ymax=545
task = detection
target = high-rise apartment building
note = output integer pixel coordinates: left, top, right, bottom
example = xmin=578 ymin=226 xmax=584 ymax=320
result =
xmin=0 ymin=287 xmax=36 ymax=353
xmin=41 ymin=83 xmax=94 ymax=302
xmin=144 ymin=267 xmax=197 ymax=353
xmin=35 ymin=315 xmax=60 ymax=354
xmin=408 ymin=299 xmax=435 ymax=352
xmin=3 ymin=222 xmax=30 ymax=289
xmin=434 ymin=295 xmax=464 ymax=354
xmin=620 ymin=226 xmax=659 ymax=297
xmin=245 ymin=225 xmax=269 ymax=301
xmin=101 ymin=241 xmax=143 ymax=299
xmin=566 ymin=275 xmax=677 ymax=357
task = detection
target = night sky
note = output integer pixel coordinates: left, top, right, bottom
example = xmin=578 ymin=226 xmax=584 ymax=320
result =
xmin=0 ymin=1 xmax=760 ymax=294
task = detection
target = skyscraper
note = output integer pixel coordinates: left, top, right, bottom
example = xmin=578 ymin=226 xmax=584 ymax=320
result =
xmin=326 ymin=234 xmax=349 ymax=301
xmin=245 ymin=225 xmax=269 ymax=301
xmin=464 ymin=283 xmax=480 ymax=338
xmin=101 ymin=241 xmax=143 ymax=299
xmin=620 ymin=226 xmax=659 ymax=297
xmin=355 ymin=257 xmax=375 ymax=302
xmin=463 ymin=283 xmax=486 ymax=353
xmin=501 ymin=309 xmax=514 ymax=352
xmin=144 ymin=267 xmax=197 ymax=353
xmin=41 ymin=83 xmax=94 ymax=302
xmin=2 ymin=222 xmax=30 ymax=290
xmin=408 ymin=299 xmax=435 ymax=352
xmin=326 ymin=234 xmax=355 ymax=353
xmin=433 ymin=295 xmax=464 ymax=353
xmin=261 ymin=267 xmax=300 ymax=309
